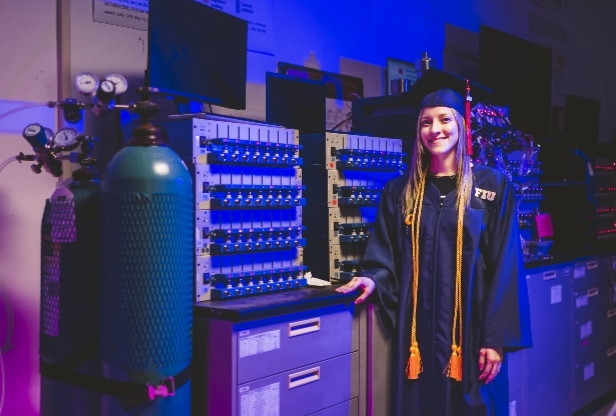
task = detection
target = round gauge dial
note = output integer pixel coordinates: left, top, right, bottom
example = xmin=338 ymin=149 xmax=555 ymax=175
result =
xmin=105 ymin=74 xmax=128 ymax=95
xmin=44 ymin=127 xmax=54 ymax=143
xmin=23 ymin=123 xmax=42 ymax=137
xmin=99 ymin=79 xmax=115 ymax=94
xmin=75 ymin=72 xmax=99 ymax=95
xmin=53 ymin=128 xmax=80 ymax=149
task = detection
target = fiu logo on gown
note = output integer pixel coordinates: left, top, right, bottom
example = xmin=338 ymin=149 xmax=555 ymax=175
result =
xmin=474 ymin=187 xmax=496 ymax=201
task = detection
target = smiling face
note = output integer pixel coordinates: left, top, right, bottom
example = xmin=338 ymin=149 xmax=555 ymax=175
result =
xmin=419 ymin=106 xmax=460 ymax=162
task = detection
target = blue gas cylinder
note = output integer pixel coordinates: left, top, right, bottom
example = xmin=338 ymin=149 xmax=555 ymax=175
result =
xmin=99 ymin=122 xmax=192 ymax=416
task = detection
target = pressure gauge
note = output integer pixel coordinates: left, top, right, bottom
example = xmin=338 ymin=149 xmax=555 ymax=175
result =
xmin=99 ymin=80 xmax=115 ymax=94
xmin=22 ymin=123 xmax=48 ymax=148
xmin=52 ymin=128 xmax=80 ymax=151
xmin=23 ymin=123 xmax=42 ymax=137
xmin=75 ymin=72 xmax=99 ymax=95
xmin=44 ymin=127 xmax=55 ymax=143
xmin=105 ymin=74 xmax=128 ymax=95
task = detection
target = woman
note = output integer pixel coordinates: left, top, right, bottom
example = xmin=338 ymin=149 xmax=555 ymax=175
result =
xmin=336 ymin=88 xmax=532 ymax=415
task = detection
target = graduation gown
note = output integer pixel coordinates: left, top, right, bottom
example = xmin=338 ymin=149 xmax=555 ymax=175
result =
xmin=362 ymin=164 xmax=532 ymax=416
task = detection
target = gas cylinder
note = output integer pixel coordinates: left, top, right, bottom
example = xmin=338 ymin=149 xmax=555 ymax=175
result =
xmin=39 ymin=168 xmax=102 ymax=416
xmin=99 ymin=118 xmax=192 ymax=415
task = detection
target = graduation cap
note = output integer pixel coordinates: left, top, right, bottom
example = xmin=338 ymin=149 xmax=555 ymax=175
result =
xmin=405 ymin=67 xmax=493 ymax=109
xmin=405 ymin=68 xmax=493 ymax=154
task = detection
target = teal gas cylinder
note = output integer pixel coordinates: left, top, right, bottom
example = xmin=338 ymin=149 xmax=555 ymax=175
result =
xmin=99 ymin=121 xmax=192 ymax=416
xmin=39 ymin=169 xmax=102 ymax=416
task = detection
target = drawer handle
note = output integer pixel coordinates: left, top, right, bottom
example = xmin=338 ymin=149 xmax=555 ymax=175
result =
xmin=288 ymin=367 xmax=320 ymax=389
xmin=608 ymin=308 xmax=616 ymax=318
xmin=587 ymin=287 xmax=599 ymax=297
xmin=587 ymin=260 xmax=599 ymax=269
xmin=542 ymin=270 xmax=557 ymax=281
xmin=289 ymin=317 xmax=320 ymax=337
xmin=608 ymin=347 xmax=616 ymax=357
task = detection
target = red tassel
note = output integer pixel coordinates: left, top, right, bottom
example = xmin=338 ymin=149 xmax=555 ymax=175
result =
xmin=465 ymin=79 xmax=473 ymax=156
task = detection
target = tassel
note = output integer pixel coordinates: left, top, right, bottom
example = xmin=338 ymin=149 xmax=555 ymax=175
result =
xmin=446 ymin=345 xmax=463 ymax=381
xmin=405 ymin=214 xmax=414 ymax=226
xmin=465 ymin=79 xmax=473 ymax=156
xmin=406 ymin=342 xmax=423 ymax=379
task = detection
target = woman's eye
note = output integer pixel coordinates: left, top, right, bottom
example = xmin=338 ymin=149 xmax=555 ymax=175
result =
xmin=421 ymin=120 xmax=431 ymax=126
xmin=441 ymin=117 xmax=451 ymax=123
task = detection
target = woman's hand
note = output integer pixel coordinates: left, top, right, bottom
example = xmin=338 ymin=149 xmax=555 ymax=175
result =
xmin=478 ymin=347 xmax=503 ymax=384
xmin=335 ymin=276 xmax=376 ymax=304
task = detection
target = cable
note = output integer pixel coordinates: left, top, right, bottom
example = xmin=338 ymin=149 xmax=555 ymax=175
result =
xmin=0 ymin=103 xmax=49 ymax=122
xmin=0 ymin=157 xmax=18 ymax=175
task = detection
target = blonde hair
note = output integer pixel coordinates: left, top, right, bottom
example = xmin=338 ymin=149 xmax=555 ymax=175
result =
xmin=402 ymin=107 xmax=473 ymax=216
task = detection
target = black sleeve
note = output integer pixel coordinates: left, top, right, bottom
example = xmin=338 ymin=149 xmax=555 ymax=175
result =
xmin=361 ymin=181 xmax=401 ymax=330
xmin=483 ymin=178 xmax=533 ymax=351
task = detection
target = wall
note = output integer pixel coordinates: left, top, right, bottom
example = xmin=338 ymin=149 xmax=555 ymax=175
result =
xmin=0 ymin=1 xmax=58 ymax=415
xmin=0 ymin=0 xmax=614 ymax=414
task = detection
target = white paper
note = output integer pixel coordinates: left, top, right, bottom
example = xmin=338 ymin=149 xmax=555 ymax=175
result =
xmin=550 ymin=285 xmax=562 ymax=304
xmin=574 ymin=266 xmax=586 ymax=279
xmin=583 ymin=362 xmax=594 ymax=381
xmin=93 ymin=0 xmax=149 ymax=31
xmin=576 ymin=295 xmax=588 ymax=308
xmin=239 ymin=329 xmax=280 ymax=358
xmin=580 ymin=321 xmax=592 ymax=339
xmin=240 ymin=383 xmax=280 ymax=416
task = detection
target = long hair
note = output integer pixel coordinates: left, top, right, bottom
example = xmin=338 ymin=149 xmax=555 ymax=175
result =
xmin=402 ymin=107 xmax=473 ymax=217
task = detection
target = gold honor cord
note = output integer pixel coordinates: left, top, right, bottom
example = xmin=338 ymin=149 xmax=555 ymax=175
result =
xmin=405 ymin=175 xmax=466 ymax=382
xmin=445 ymin=179 xmax=466 ymax=381
xmin=405 ymin=173 xmax=425 ymax=379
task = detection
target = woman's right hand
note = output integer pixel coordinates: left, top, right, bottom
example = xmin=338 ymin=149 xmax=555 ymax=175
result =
xmin=335 ymin=276 xmax=376 ymax=304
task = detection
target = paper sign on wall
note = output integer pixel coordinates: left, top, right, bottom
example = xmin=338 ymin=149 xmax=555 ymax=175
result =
xmin=535 ymin=213 xmax=554 ymax=238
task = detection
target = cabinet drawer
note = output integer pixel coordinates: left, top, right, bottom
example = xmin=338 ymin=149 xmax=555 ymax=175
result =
xmin=238 ymin=352 xmax=359 ymax=416
xmin=573 ymin=283 xmax=610 ymax=320
xmin=573 ymin=353 xmax=606 ymax=411
xmin=307 ymin=397 xmax=359 ymax=416
xmin=573 ymin=308 xmax=614 ymax=362
xmin=571 ymin=259 xmax=602 ymax=291
xmin=237 ymin=308 xmax=357 ymax=384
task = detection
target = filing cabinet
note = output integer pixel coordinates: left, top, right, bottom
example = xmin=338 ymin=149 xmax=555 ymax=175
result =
xmin=194 ymin=294 xmax=359 ymax=416
xmin=572 ymin=256 xmax=616 ymax=411
xmin=525 ymin=263 xmax=573 ymax=416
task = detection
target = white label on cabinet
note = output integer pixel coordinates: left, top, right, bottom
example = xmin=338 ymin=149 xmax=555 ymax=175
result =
xmin=580 ymin=321 xmax=593 ymax=339
xmin=550 ymin=285 xmax=562 ymax=304
xmin=240 ymin=383 xmax=280 ymax=416
xmin=574 ymin=267 xmax=586 ymax=279
xmin=576 ymin=295 xmax=589 ymax=308
xmin=509 ymin=400 xmax=517 ymax=416
xmin=584 ymin=362 xmax=594 ymax=381
xmin=239 ymin=330 xmax=281 ymax=358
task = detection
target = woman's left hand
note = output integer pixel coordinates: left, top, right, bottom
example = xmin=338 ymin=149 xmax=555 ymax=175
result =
xmin=478 ymin=347 xmax=503 ymax=384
